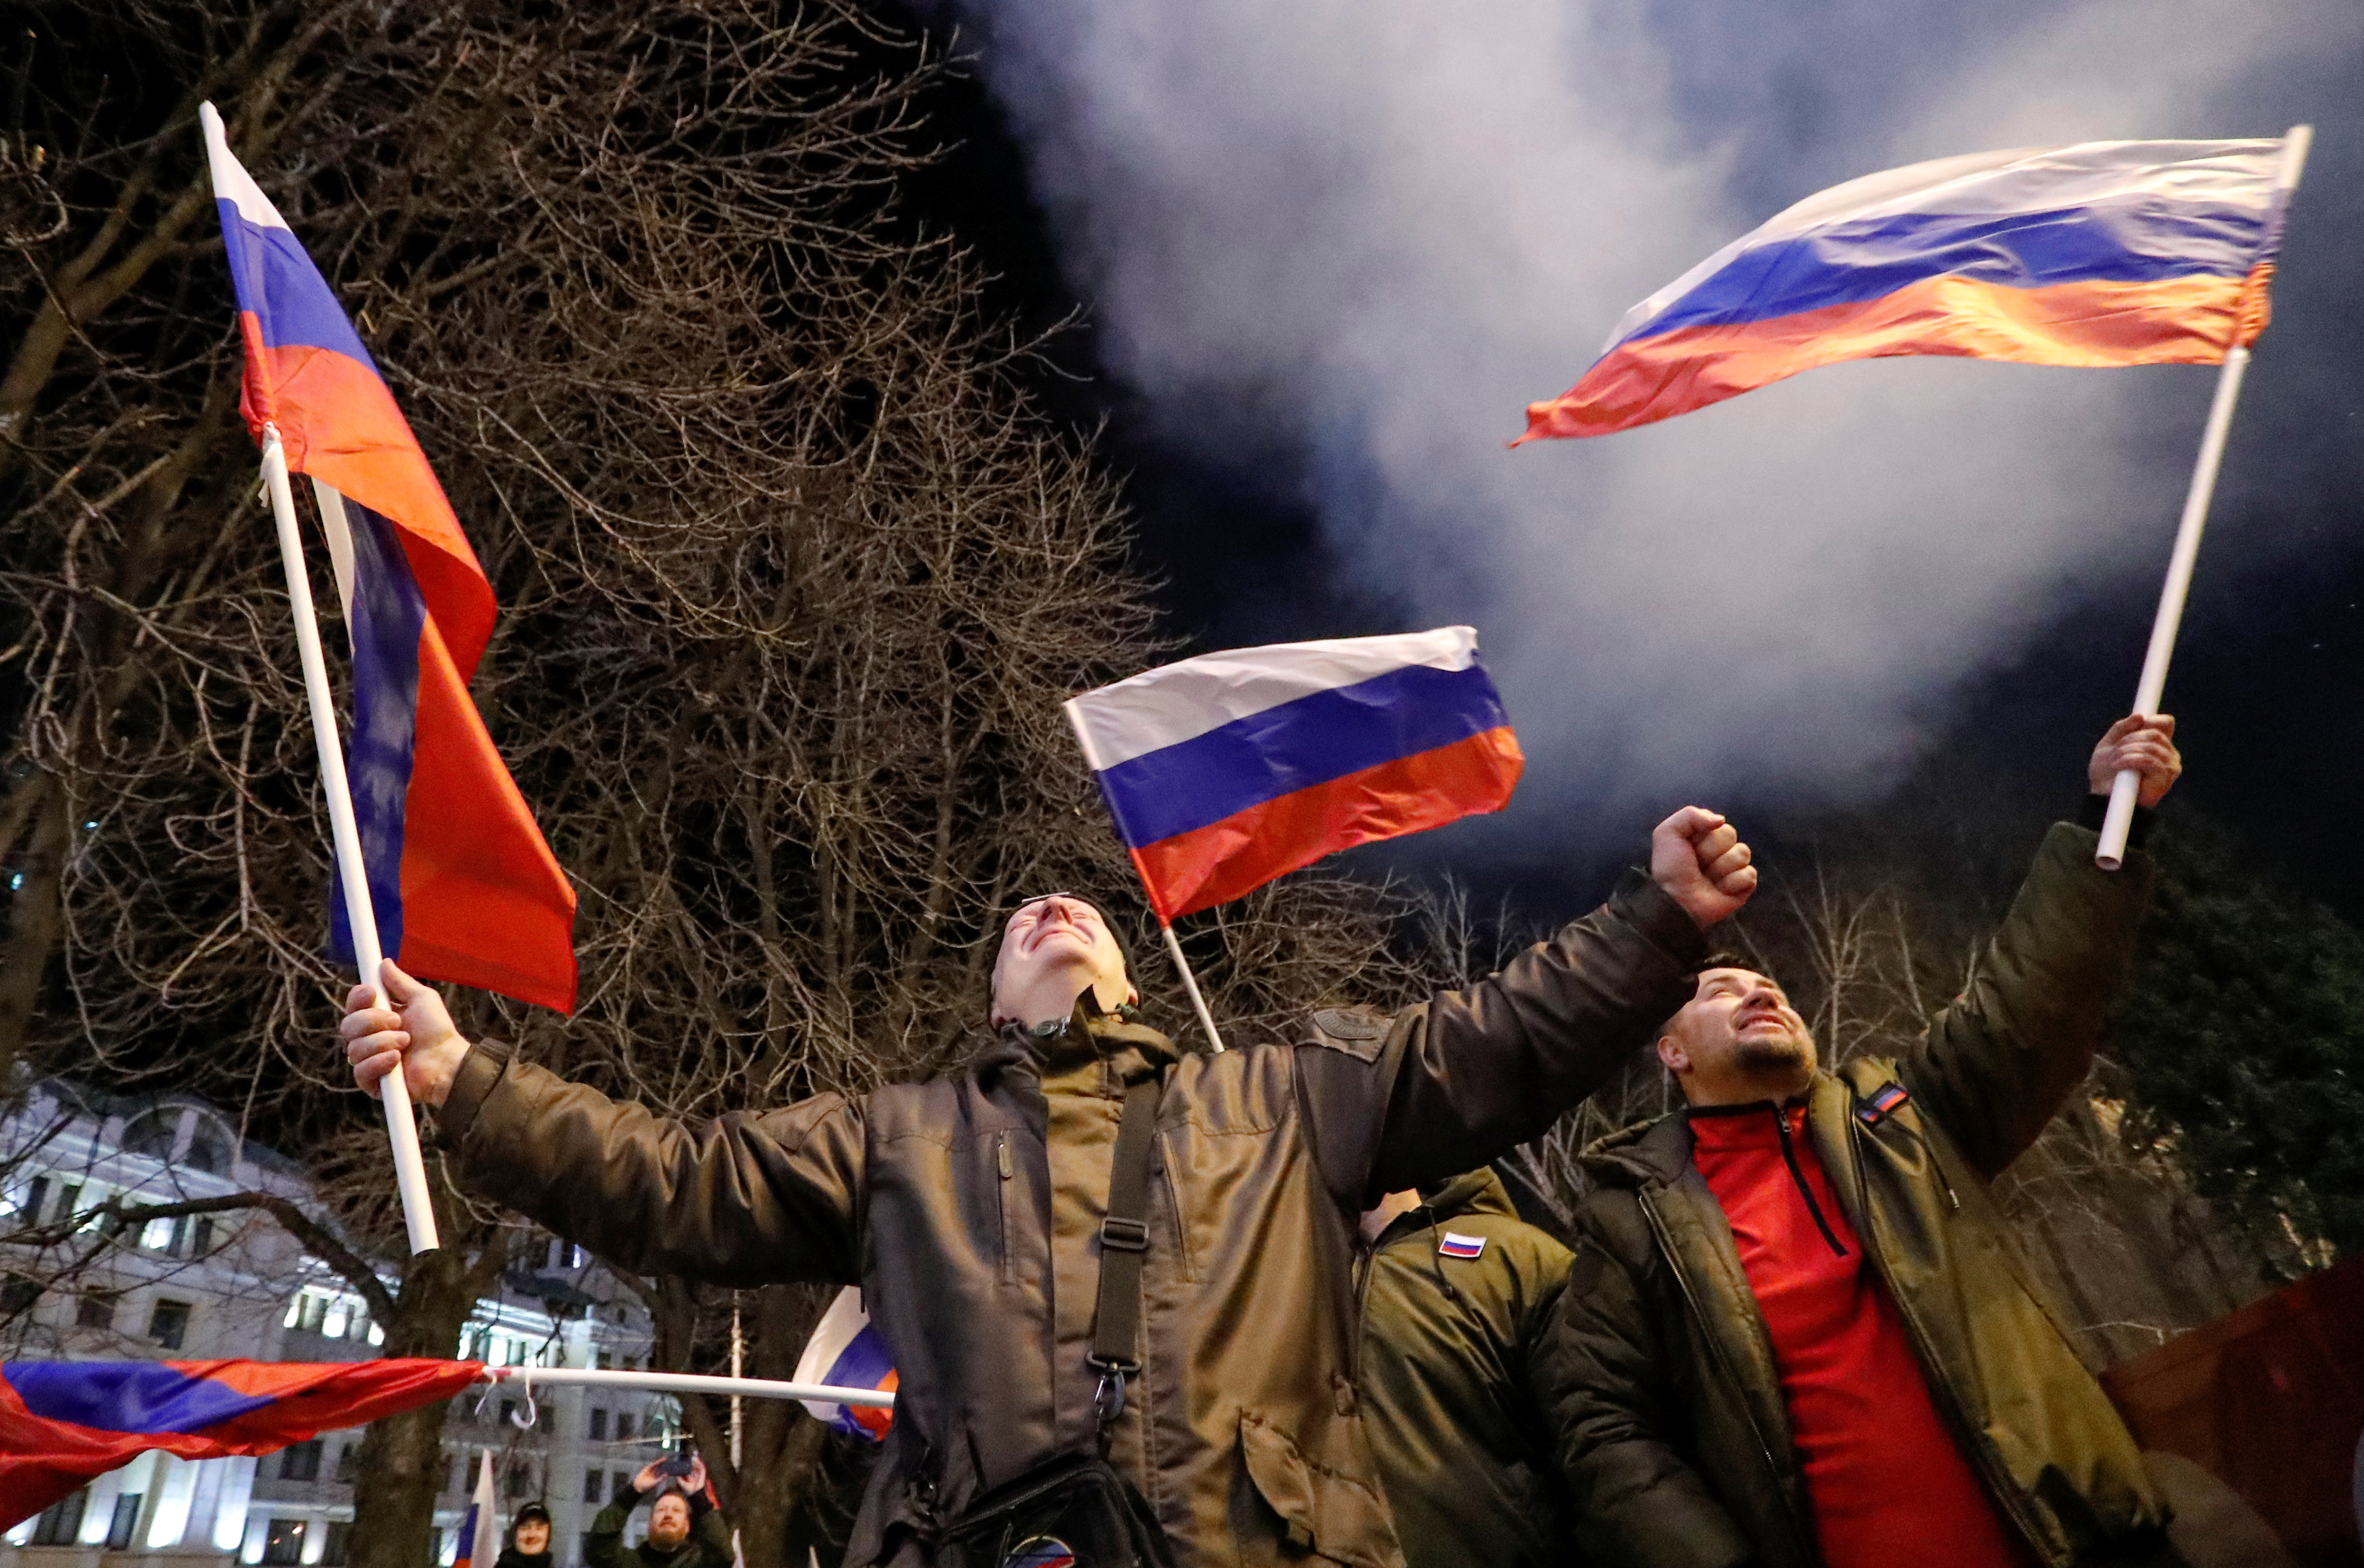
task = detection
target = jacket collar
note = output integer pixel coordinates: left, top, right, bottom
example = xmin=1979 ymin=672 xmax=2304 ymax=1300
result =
xmin=993 ymin=988 xmax=1179 ymax=1091
xmin=1579 ymin=1073 xmax=1843 ymax=1190
xmin=1372 ymin=1166 xmax=1518 ymax=1249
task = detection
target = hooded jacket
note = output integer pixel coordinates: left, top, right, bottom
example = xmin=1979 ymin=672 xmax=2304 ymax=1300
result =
xmin=1536 ymin=820 xmax=2175 ymax=1568
xmin=1358 ymin=1168 xmax=1575 ymax=1568
xmin=439 ymin=873 xmax=1705 ymax=1568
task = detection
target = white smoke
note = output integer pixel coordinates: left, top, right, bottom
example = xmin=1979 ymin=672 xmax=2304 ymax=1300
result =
xmin=943 ymin=0 xmax=2358 ymax=853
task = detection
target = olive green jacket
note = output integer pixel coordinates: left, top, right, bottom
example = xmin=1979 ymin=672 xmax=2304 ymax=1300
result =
xmin=1537 ymin=821 xmax=2174 ymax=1568
xmin=1358 ymin=1168 xmax=1575 ymax=1568
xmin=440 ymin=874 xmax=1706 ymax=1568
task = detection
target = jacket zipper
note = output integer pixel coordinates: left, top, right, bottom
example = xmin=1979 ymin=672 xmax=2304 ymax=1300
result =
xmin=994 ymin=1131 xmax=1014 ymax=1284
xmin=1638 ymin=1190 xmax=1815 ymax=1562
xmin=1772 ymin=1106 xmax=1849 ymax=1256
xmin=1845 ymin=1117 xmax=2055 ymax=1564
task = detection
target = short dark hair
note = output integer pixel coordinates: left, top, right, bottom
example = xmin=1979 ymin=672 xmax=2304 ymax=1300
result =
xmin=1653 ymin=952 xmax=1781 ymax=1040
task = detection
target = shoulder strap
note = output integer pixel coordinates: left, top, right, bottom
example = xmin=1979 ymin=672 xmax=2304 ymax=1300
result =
xmin=1088 ymin=1073 xmax=1163 ymax=1437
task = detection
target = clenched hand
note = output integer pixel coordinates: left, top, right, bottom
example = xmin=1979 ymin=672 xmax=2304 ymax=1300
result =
xmin=1651 ymin=806 xmax=1757 ymax=928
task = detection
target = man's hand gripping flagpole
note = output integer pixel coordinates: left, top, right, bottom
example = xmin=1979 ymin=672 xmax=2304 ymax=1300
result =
xmin=259 ymin=427 xmax=441 ymax=1254
xmin=2096 ymin=124 xmax=2312 ymax=869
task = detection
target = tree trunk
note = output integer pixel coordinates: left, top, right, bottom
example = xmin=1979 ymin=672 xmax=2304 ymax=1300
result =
xmin=348 ymin=1233 xmax=513 ymax=1568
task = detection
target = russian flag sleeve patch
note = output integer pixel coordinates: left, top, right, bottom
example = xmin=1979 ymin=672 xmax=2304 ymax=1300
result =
xmin=1858 ymin=1082 xmax=1911 ymax=1126
xmin=1438 ymin=1232 xmax=1487 ymax=1260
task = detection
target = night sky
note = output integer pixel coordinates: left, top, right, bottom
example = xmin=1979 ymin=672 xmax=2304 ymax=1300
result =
xmin=893 ymin=1 xmax=2364 ymax=924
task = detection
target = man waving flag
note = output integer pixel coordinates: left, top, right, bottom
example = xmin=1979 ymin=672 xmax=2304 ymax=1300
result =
xmin=201 ymin=103 xmax=575 ymax=1013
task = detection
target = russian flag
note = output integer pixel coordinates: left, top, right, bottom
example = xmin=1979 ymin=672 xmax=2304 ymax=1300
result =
xmin=201 ymin=104 xmax=577 ymax=1011
xmin=1064 ymin=628 xmax=1523 ymax=922
xmin=0 ymin=1358 xmax=483 ymax=1529
xmin=1521 ymin=137 xmax=2300 ymax=441
xmin=454 ymin=1449 xmax=497 ymax=1568
xmin=791 ymin=1289 xmax=897 ymax=1442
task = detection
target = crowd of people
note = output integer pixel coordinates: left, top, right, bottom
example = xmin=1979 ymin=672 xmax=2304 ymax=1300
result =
xmin=346 ymin=717 xmax=2192 ymax=1568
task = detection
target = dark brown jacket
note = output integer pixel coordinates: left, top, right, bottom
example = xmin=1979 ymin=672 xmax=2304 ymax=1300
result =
xmin=1536 ymin=821 xmax=2174 ymax=1568
xmin=439 ymin=874 xmax=1705 ymax=1568
xmin=1358 ymin=1168 xmax=1574 ymax=1568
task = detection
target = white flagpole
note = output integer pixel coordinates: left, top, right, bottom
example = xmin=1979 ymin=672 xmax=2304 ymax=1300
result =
xmin=2096 ymin=124 xmax=2313 ymax=870
xmin=1160 ymin=922 xmax=1227 ymax=1052
xmin=260 ymin=426 xmax=442 ymax=1253
xmin=481 ymin=1364 xmax=895 ymax=1407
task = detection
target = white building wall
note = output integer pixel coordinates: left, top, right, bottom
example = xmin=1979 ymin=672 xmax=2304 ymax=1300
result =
xmin=1 ymin=1086 xmax=660 ymax=1568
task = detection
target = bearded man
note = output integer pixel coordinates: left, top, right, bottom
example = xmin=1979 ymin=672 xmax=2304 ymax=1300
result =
xmin=1538 ymin=716 xmax=2187 ymax=1568
xmin=341 ymin=808 xmax=1754 ymax=1568
xmin=587 ymin=1460 xmax=731 ymax=1568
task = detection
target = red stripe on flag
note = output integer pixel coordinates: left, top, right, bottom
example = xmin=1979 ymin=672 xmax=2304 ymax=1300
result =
xmin=1129 ymin=727 xmax=1523 ymax=922
xmin=1518 ymin=271 xmax=2248 ymax=442
xmin=395 ymin=616 xmax=578 ymax=1012
xmin=0 ymin=1360 xmax=482 ymax=1530
xmin=249 ymin=341 xmax=495 ymax=674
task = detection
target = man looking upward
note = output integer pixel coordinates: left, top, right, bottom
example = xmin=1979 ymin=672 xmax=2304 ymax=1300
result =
xmin=1539 ymin=716 xmax=2185 ymax=1568
xmin=342 ymin=808 xmax=1755 ymax=1568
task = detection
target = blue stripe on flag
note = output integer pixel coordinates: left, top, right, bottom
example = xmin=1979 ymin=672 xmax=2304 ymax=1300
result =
xmin=216 ymin=202 xmax=378 ymax=366
xmin=329 ymin=498 xmax=423 ymax=966
xmin=1095 ymin=662 xmax=1509 ymax=849
xmin=5 ymin=1362 xmax=275 ymax=1435
xmin=1624 ymin=199 xmax=2267 ymax=346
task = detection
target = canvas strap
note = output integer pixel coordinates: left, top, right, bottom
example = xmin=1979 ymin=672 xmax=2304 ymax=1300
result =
xmin=1089 ymin=1072 xmax=1164 ymax=1440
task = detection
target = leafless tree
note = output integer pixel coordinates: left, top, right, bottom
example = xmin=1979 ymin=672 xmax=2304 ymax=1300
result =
xmin=2 ymin=2 xmax=1431 ymax=1561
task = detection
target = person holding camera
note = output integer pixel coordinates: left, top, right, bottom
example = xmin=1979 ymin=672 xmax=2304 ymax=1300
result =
xmin=586 ymin=1457 xmax=732 ymax=1568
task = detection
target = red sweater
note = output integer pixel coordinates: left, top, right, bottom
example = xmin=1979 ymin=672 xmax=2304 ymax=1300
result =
xmin=1689 ymin=1103 xmax=2025 ymax=1568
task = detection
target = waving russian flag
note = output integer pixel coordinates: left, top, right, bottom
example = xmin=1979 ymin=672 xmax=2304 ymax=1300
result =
xmin=201 ymin=104 xmax=577 ymax=1011
xmin=1521 ymin=136 xmax=2302 ymax=441
xmin=792 ymin=1289 xmax=896 ymax=1442
xmin=1066 ymin=628 xmax=1523 ymax=922
xmin=0 ymin=1358 xmax=483 ymax=1528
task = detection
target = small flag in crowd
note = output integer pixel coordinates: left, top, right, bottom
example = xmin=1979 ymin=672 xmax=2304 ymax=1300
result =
xmin=455 ymin=1448 xmax=498 ymax=1568
xmin=792 ymin=1289 xmax=896 ymax=1442
xmin=201 ymin=103 xmax=577 ymax=1012
xmin=0 ymin=1358 xmax=484 ymax=1528
xmin=1065 ymin=628 xmax=1523 ymax=922
xmin=1520 ymin=136 xmax=2302 ymax=441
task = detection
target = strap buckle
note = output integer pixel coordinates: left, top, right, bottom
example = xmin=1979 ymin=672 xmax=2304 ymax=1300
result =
xmin=1091 ymin=1365 xmax=1132 ymax=1428
xmin=1098 ymin=1216 xmax=1149 ymax=1252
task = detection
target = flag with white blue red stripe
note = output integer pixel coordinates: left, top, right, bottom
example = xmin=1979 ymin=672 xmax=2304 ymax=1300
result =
xmin=792 ymin=1289 xmax=897 ymax=1442
xmin=0 ymin=1358 xmax=483 ymax=1529
xmin=1522 ymin=136 xmax=2304 ymax=440
xmin=1064 ymin=628 xmax=1523 ymax=922
xmin=201 ymin=103 xmax=577 ymax=1011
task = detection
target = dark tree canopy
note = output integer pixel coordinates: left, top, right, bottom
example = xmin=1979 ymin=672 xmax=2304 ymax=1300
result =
xmin=2119 ymin=819 xmax=2364 ymax=1262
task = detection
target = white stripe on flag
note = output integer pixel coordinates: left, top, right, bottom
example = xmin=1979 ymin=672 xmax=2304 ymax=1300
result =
xmin=1065 ymin=626 xmax=1479 ymax=772
xmin=1609 ymin=138 xmax=2285 ymax=350
xmin=197 ymin=103 xmax=294 ymax=233
xmin=468 ymin=1447 xmax=498 ymax=1567
xmin=309 ymin=479 xmax=359 ymax=629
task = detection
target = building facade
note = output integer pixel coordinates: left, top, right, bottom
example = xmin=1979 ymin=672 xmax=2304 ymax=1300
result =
xmin=0 ymin=1084 xmax=669 ymax=1566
